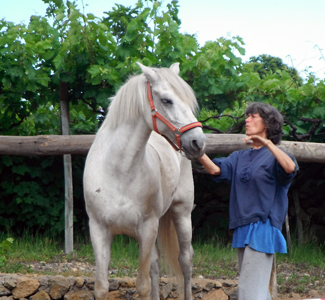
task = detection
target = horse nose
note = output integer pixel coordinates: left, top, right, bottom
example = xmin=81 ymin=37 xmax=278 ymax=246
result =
xmin=180 ymin=130 xmax=206 ymax=159
xmin=191 ymin=137 xmax=205 ymax=152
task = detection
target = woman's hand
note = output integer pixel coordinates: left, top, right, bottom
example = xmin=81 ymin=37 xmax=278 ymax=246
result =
xmin=243 ymin=135 xmax=270 ymax=149
xmin=244 ymin=135 xmax=296 ymax=174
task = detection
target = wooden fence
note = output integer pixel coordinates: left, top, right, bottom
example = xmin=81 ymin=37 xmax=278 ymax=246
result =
xmin=1 ymin=133 xmax=325 ymax=162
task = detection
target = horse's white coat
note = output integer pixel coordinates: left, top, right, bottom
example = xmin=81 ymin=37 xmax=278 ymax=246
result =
xmin=83 ymin=63 xmax=206 ymax=300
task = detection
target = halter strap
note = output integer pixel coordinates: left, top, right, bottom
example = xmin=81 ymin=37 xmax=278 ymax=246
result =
xmin=146 ymin=81 xmax=202 ymax=151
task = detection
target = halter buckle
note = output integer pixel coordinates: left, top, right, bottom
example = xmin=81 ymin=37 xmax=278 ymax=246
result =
xmin=174 ymin=128 xmax=181 ymax=135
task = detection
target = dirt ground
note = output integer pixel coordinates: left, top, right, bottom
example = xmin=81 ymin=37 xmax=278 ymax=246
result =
xmin=21 ymin=260 xmax=325 ymax=299
xmin=273 ymin=262 xmax=325 ymax=299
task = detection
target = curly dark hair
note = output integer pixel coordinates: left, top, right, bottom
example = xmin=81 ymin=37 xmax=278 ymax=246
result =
xmin=245 ymin=102 xmax=284 ymax=145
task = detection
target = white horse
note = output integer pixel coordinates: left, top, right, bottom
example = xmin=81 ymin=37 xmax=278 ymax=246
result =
xmin=83 ymin=63 xmax=206 ymax=300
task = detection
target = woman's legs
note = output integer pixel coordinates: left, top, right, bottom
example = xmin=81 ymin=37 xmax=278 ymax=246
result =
xmin=237 ymin=246 xmax=273 ymax=300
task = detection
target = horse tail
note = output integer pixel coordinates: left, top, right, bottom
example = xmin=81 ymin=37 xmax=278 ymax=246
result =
xmin=157 ymin=210 xmax=183 ymax=288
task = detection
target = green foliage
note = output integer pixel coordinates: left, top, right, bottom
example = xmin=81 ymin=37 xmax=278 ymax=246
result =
xmin=246 ymin=54 xmax=303 ymax=85
xmin=182 ymin=37 xmax=247 ymax=112
xmin=239 ymin=67 xmax=325 ymax=141
xmin=196 ymin=53 xmax=325 ymax=142
xmin=0 ymin=155 xmax=88 ymax=235
xmin=1 ymin=0 xmax=323 ymax=139
xmin=0 ymin=156 xmax=65 ymax=233
xmin=0 ymin=237 xmax=14 ymax=267
xmin=198 ymin=102 xmax=245 ymax=133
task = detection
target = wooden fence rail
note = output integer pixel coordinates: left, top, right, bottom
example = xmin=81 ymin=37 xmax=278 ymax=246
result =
xmin=0 ymin=134 xmax=325 ymax=163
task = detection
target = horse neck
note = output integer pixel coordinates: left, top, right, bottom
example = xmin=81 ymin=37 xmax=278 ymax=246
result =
xmin=99 ymin=118 xmax=152 ymax=172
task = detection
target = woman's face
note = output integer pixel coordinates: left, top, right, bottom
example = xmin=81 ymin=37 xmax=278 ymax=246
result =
xmin=245 ymin=113 xmax=267 ymax=137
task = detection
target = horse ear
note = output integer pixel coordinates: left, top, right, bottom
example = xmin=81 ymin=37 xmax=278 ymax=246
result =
xmin=169 ymin=63 xmax=180 ymax=75
xmin=137 ymin=62 xmax=158 ymax=83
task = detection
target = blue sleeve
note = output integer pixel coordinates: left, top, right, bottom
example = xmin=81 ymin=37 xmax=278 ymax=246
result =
xmin=211 ymin=152 xmax=238 ymax=183
xmin=275 ymin=152 xmax=299 ymax=185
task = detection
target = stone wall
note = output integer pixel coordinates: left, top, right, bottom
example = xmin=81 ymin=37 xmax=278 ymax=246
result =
xmin=0 ymin=274 xmax=238 ymax=300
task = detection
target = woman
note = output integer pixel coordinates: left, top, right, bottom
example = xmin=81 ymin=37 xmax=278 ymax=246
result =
xmin=199 ymin=102 xmax=298 ymax=300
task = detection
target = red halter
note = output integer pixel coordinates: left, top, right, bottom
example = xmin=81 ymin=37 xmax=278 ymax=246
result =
xmin=147 ymin=81 xmax=202 ymax=151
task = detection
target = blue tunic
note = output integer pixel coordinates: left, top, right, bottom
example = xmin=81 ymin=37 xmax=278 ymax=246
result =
xmin=232 ymin=219 xmax=287 ymax=254
xmin=212 ymin=146 xmax=298 ymax=254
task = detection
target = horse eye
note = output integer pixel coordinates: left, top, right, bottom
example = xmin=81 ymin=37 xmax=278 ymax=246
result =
xmin=161 ymin=98 xmax=173 ymax=105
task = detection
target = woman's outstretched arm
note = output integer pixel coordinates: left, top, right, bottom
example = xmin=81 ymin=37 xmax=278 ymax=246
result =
xmin=199 ymin=154 xmax=221 ymax=175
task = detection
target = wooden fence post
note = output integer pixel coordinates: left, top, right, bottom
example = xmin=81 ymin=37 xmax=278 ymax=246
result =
xmin=293 ymin=189 xmax=303 ymax=246
xmin=60 ymin=81 xmax=74 ymax=254
xmin=285 ymin=213 xmax=292 ymax=253
xmin=269 ymin=254 xmax=278 ymax=299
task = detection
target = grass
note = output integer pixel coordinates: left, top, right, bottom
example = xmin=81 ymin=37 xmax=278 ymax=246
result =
xmin=192 ymin=241 xmax=238 ymax=279
xmin=1 ymin=231 xmax=325 ymax=295
xmin=275 ymin=241 xmax=325 ymax=295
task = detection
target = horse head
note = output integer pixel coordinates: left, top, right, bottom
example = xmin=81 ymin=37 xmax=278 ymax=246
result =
xmin=137 ymin=62 xmax=206 ymax=160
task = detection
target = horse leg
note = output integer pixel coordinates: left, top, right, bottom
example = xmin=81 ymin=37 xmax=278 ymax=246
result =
xmin=89 ymin=219 xmax=113 ymax=300
xmin=150 ymin=245 xmax=160 ymax=300
xmin=170 ymin=209 xmax=193 ymax=300
xmin=136 ymin=219 xmax=158 ymax=300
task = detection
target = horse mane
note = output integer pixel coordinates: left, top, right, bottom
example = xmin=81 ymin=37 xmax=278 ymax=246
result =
xmin=103 ymin=67 xmax=198 ymax=130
